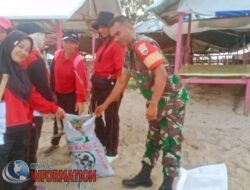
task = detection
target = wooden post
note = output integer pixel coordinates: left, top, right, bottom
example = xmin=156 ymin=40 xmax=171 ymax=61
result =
xmin=244 ymin=79 xmax=250 ymax=115
xmin=174 ymin=13 xmax=184 ymax=75
xmin=185 ymin=14 xmax=192 ymax=65
xmin=55 ymin=20 xmax=63 ymax=49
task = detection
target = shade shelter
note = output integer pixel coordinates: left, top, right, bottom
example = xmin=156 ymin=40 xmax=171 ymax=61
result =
xmin=148 ymin=0 xmax=250 ymax=114
xmin=0 ymin=0 xmax=122 ymax=53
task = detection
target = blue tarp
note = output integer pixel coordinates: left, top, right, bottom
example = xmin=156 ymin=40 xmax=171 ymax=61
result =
xmin=215 ymin=10 xmax=250 ymax=18
xmin=149 ymin=0 xmax=250 ymax=24
xmin=178 ymin=0 xmax=250 ymax=17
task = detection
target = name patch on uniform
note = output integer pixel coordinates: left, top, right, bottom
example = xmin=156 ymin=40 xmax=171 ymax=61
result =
xmin=138 ymin=43 xmax=148 ymax=55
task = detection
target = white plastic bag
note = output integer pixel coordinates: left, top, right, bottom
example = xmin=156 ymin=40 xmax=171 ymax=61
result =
xmin=63 ymin=114 xmax=114 ymax=177
xmin=0 ymin=102 xmax=6 ymax=145
xmin=176 ymin=163 xmax=228 ymax=190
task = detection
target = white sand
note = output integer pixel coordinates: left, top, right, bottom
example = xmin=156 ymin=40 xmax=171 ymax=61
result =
xmin=37 ymin=84 xmax=250 ymax=190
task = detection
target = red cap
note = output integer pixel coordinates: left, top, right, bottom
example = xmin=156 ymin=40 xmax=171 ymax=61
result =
xmin=0 ymin=17 xmax=13 ymax=30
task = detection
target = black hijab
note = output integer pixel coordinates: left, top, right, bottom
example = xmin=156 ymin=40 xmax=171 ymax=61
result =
xmin=0 ymin=30 xmax=33 ymax=102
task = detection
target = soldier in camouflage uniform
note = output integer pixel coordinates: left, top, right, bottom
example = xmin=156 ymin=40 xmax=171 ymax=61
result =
xmin=95 ymin=16 xmax=189 ymax=190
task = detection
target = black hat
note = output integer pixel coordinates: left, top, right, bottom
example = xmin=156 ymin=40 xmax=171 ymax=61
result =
xmin=92 ymin=11 xmax=114 ymax=30
xmin=62 ymin=30 xmax=79 ymax=42
xmin=16 ymin=22 xmax=45 ymax=35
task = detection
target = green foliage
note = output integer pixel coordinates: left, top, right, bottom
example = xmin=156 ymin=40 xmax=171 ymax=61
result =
xmin=120 ymin=0 xmax=155 ymax=24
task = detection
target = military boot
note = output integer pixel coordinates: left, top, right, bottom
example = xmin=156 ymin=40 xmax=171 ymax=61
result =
xmin=122 ymin=162 xmax=153 ymax=188
xmin=158 ymin=175 xmax=174 ymax=190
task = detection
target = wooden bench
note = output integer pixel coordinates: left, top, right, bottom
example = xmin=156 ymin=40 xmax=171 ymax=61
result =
xmin=179 ymin=64 xmax=250 ymax=115
xmin=180 ymin=64 xmax=250 ymax=77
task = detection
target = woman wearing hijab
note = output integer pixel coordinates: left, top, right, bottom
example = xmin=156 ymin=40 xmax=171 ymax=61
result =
xmin=0 ymin=30 xmax=64 ymax=190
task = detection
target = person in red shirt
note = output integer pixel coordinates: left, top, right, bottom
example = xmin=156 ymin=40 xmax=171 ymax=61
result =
xmin=91 ymin=11 xmax=125 ymax=162
xmin=45 ymin=31 xmax=88 ymax=155
xmin=0 ymin=30 xmax=65 ymax=190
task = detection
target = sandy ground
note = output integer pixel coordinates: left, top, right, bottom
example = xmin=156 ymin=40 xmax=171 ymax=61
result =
xmin=36 ymin=84 xmax=250 ymax=190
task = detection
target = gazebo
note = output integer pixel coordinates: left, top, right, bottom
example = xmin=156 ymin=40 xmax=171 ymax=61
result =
xmin=148 ymin=0 xmax=250 ymax=114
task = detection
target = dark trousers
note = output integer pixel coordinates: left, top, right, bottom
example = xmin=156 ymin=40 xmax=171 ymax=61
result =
xmin=51 ymin=92 xmax=77 ymax=145
xmin=25 ymin=116 xmax=43 ymax=189
xmin=0 ymin=124 xmax=30 ymax=190
xmin=91 ymin=79 xmax=121 ymax=156
xmin=27 ymin=117 xmax=43 ymax=164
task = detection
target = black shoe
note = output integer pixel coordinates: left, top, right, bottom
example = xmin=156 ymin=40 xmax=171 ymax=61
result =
xmin=122 ymin=162 xmax=153 ymax=188
xmin=159 ymin=176 xmax=174 ymax=190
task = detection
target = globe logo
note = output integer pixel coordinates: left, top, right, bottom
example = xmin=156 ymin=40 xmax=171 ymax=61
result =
xmin=73 ymin=151 xmax=96 ymax=170
xmin=2 ymin=160 xmax=30 ymax=184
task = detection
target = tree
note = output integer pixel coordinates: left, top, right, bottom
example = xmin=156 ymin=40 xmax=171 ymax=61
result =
xmin=120 ymin=0 xmax=155 ymax=24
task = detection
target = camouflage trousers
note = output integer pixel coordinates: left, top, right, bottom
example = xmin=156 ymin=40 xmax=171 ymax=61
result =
xmin=142 ymin=98 xmax=185 ymax=177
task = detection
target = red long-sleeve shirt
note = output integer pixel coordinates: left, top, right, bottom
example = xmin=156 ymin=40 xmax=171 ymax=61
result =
xmin=53 ymin=50 xmax=87 ymax=102
xmin=4 ymin=87 xmax=58 ymax=127
xmin=94 ymin=39 xmax=125 ymax=78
